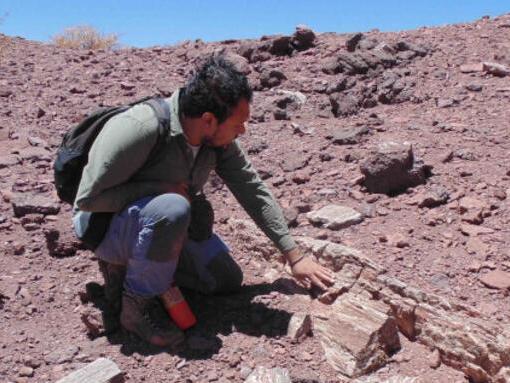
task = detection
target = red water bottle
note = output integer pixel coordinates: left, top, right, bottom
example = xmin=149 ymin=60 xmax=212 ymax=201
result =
xmin=160 ymin=285 xmax=197 ymax=330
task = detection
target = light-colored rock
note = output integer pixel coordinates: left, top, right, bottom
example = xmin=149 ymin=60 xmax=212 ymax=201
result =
xmin=428 ymin=348 xmax=441 ymax=369
xmin=318 ymin=262 xmax=363 ymax=304
xmin=307 ymin=204 xmax=363 ymax=230
xmin=276 ymin=89 xmax=307 ymax=105
xmin=482 ymin=61 xmax=510 ymax=76
xmin=230 ymin=226 xmax=510 ymax=382
xmin=466 ymin=237 xmax=489 ymax=256
xmin=313 ymin=294 xmax=400 ymax=378
xmin=355 ymin=376 xmax=422 ymax=383
xmin=287 ymin=312 xmax=312 ymax=343
xmin=386 ymin=233 xmax=410 ymax=248
xmin=12 ymin=193 xmax=61 ymax=217
xmin=55 ymin=358 xmax=122 ymax=383
xmin=479 ymin=270 xmax=510 ymax=290
xmin=0 ymin=154 xmax=21 ymax=169
xmin=460 ymin=224 xmax=494 ymax=236
xmin=458 ymin=197 xmax=490 ymax=224
xmin=244 ymin=366 xmax=291 ymax=383
xmin=495 ymin=367 xmax=510 ymax=383
xmin=460 ymin=63 xmax=484 ymax=73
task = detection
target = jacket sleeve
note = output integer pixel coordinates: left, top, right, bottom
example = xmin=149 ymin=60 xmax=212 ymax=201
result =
xmin=215 ymin=140 xmax=296 ymax=253
xmin=74 ymin=113 xmax=165 ymax=212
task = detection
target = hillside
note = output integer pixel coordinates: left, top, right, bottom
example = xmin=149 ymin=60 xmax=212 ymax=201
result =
xmin=0 ymin=13 xmax=510 ymax=383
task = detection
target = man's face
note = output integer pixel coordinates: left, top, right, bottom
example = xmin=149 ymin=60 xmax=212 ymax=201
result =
xmin=203 ymin=98 xmax=250 ymax=148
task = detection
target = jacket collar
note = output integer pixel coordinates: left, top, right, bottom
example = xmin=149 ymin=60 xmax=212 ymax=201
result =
xmin=166 ymin=88 xmax=184 ymax=137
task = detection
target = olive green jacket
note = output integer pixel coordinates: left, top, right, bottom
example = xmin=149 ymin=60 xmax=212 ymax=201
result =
xmin=75 ymin=90 xmax=296 ymax=252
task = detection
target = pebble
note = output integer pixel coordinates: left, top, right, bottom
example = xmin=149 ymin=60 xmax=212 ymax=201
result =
xmin=18 ymin=366 xmax=33 ymax=377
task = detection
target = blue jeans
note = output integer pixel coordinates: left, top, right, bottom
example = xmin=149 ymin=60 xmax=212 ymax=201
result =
xmin=73 ymin=193 xmax=243 ymax=297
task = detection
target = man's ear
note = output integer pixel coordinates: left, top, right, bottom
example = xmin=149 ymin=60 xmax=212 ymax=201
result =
xmin=201 ymin=112 xmax=218 ymax=133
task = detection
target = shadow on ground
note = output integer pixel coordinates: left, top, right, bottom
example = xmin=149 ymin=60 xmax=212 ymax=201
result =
xmin=82 ymin=278 xmax=309 ymax=360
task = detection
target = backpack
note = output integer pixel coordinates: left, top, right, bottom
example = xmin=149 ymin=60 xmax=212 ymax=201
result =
xmin=53 ymin=96 xmax=171 ymax=205
xmin=53 ymin=96 xmax=171 ymax=250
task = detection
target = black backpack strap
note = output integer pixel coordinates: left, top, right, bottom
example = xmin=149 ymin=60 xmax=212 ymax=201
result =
xmin=143 ymin=97 xmax=172 ymax=166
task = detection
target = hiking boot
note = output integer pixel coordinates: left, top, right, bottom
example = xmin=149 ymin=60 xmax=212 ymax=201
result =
xmin=98 ymin=260 xmax=127 ymax=333
xmin=120 ymin=292 xmax=185 ymax=347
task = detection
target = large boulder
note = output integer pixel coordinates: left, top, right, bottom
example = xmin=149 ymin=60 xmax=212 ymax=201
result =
xmin=360 ymin=142 xmax=432 ymax=195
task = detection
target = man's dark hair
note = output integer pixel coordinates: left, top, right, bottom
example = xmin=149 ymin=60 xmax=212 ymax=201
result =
xmin=180 ymin=55 xmax=253 ymax=123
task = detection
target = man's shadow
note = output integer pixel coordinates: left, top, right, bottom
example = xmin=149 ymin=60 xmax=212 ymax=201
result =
xmin=82 ymin=277 xmax=311 ymax=360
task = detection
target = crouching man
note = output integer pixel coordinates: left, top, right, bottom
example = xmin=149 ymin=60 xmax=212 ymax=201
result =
xmin=73 ymin=55 xmax=334 ymax=347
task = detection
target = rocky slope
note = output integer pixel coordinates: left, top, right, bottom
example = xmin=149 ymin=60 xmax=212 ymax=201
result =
xmin=0 ymin=13 xmax=509 ymax=383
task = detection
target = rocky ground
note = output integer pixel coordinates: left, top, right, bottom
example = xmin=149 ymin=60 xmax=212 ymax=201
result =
xmin=1 ymin=13 xmax=510 ymax=383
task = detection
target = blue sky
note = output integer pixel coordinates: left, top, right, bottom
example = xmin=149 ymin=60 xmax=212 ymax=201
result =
xmin=1 ymin=1 xmax=508 ymax=48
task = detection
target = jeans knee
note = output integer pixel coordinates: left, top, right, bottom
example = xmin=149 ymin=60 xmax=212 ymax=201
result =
xmin=141 ymin=193 xmax=191 ymax=262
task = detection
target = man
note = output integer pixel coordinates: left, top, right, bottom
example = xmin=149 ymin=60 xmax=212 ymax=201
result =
xmin=73 ymin=55 xmax=335 ymax=347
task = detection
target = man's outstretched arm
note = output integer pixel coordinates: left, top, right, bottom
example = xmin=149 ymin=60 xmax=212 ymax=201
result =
xmin=216 ymin=141 xmax=335 ymax=290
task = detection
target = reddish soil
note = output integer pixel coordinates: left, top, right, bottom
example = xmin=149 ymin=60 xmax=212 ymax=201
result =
xmin=0 ymin=13 xmax=509 ymax=383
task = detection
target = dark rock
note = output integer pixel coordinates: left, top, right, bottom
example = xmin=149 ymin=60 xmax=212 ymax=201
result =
xmin=269 ymin=35 xmax=292 ymax=56
xmin=328 ymin=126 xmax=370 ymax=145
xmin=12 ymin=194 xmax=60 ymax=217
xmin=69 ymin=86 xmax=86 ymax=94
xmin=36 ymin=107 xmax=46 ymax=118
xmin=329 ymin=93 xmax=360 ymax=116
xmin=291 ymin=26 xmax=316 ymax=51
xmin=465 ymin=83 xmax=483 ymax=92
xmin=360 ymin=142 xmax=432 ymax=195
xmin=43 ymin=225 xmax=83 ymax=257
xmin=273 ymin=108 xmax=290 ymax=120
xmin=346 ymin=33 xmax=364 ymax=52
xmin=320 ymin=153 xmax=334 ymax=162
xmin=337 ymin=52 xmax=369 ymax=74
xmin=325 ymin=76 xmax=348 ymax=94
xmin=273 ymin=91 xmax=306 ymax=112
xmin=258 ymin=169 xmax=273 ymax=180
xmin=292 ymin=171 xmax=310 ymax=184
xmin=260 ymin=69 xmax=287 ymax=89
